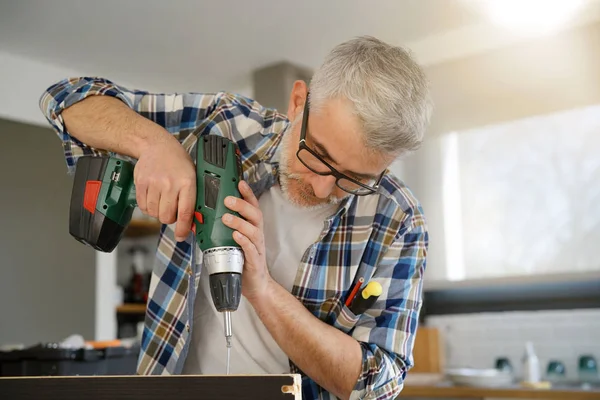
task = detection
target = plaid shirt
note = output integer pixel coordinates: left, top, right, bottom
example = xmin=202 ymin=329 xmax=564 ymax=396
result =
xmin=40 ymin=77 xmax=428 ymax=400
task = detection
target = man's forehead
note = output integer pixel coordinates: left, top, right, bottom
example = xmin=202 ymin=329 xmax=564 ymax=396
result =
xmin=307 ymin=102 xmax=390 ymax=177
xmin=309 ymin=99 xmax=363 ymax=142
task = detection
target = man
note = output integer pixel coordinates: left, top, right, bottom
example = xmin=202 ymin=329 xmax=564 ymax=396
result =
xmin=40 ymin=36 xmax=432 ymax=400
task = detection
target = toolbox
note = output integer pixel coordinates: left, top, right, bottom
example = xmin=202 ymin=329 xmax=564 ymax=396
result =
xmin=0 ymin=342 xmax=140 ymax=377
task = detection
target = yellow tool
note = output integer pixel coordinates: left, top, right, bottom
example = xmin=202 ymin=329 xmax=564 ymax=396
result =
xmin=361 ymin=282 xmax=383 ymax=299
xmin=348 ymin=281 xmax=382 ymax=315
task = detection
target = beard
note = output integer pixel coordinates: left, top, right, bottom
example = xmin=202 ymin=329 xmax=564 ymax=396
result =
xmin=277 ymin=120 xmax=346 ymax=210
xmin=279 ymin=169 xmax=344 ymax=210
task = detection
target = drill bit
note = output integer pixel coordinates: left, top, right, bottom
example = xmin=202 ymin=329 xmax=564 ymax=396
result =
xmin=226 ymin=337 xmax=231 ymax=375
xmin=224 ymin=311 xmax=232 ymax=375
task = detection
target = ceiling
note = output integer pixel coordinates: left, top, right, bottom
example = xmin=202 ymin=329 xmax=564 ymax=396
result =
xmin=0 ymin=0 xmax=599 ymax=93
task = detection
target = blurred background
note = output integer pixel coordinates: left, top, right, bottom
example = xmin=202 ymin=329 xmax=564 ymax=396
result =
xmin=0 ymin=0 xmax=599 ymax=393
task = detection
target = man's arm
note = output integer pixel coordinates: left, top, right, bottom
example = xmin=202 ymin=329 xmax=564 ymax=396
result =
xmin=253 ymin=278 xmax=363 ymax=399
xmin=60 ymin=95 xmax=169 ymax=160
xmin=59 ymin=95 xmax=196 ymax=239
xmin=222 ymin=182 xmax=428 ymax=400
xmin=39 ymin=77 xmax=225 ymax=239
xmin=39 ymin=77 xmax=227 ymax=154
xmin=347 ymin=223 xmax=427 ymax=399
xmin=251 ymin=233 xmax=426 ymax=400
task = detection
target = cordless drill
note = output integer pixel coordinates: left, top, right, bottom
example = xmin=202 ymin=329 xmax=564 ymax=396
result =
xmin=68 ymin=135 xmax=244 ymax=372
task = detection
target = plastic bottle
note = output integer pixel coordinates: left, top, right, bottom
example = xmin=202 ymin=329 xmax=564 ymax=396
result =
xmin=522 ymin=341 xmax=541 ymax=384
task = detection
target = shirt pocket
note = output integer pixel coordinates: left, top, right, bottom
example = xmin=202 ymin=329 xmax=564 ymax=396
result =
xmin=329 ymin=298 xmax=361 ymax=334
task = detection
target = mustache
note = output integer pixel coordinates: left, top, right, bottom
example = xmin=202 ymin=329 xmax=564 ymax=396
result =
xmin=280 ymin=171 xmax=343 ymax=205
xmin=280 ymin=170 xmax=302 ymax=181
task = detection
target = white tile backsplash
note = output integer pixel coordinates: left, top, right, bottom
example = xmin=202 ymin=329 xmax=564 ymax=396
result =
xmin=426 ymin=308 xmax=600 ymax=381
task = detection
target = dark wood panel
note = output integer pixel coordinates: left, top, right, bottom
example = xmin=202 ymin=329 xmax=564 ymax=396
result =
xmin=0 ymin=374 xmax=301 ymax=400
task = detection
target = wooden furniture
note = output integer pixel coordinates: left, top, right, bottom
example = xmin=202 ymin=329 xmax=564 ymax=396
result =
xmin=0 ymin=374 xmax=302 ymax=400
xmin=401 ymin=383 xmax=600 ymax=399
xmin=411 ymin=327 xmax=443 ymax=373
xmin=124 ymin=219 xmax=162 ymax=238
xmin=116 ymin=303 xmax=146 ymax=339
xmin=116 ymin=303 xmax=146 ymax=314
xmin=116 ymin=218 xmax=160 ymax=337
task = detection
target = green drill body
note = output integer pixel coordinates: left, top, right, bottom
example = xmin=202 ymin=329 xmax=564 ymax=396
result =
xmin=69 ymin=135 xmax=244 ymax=314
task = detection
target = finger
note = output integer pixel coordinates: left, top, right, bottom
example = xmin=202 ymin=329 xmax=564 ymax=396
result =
xmin=158 ymin=189 xmax=177 ymax=225
xmin=175 ymin=183 xmax=196 ymax=242
xmin=136 ymin=182 xmax=148 ymax=214
xmin=239 ymin=181 xmax=259 ymax=208
xmin=146 ymin=185 xmax=160 ymax=219
xmin=224 ymin=196 xmax=263 ymax=228
xmin=232 ymin=231 xmax=260 ymax=265
xmin=223 ymin=213 xmax=263 ymax=249
xmin=134 ymin=166 xmax=147 ymax=213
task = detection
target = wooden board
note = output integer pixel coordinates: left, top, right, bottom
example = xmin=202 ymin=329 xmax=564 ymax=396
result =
xmin=0 ymin=374 xmax=302 ymax=400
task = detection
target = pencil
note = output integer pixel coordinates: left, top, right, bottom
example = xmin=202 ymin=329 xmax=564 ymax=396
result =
xmin=345 ymin=277 xmax=364 ymax=307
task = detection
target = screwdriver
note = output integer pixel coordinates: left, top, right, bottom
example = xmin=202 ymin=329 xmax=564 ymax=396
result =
xmin=348 ymin=281 xmax=383 ymax=315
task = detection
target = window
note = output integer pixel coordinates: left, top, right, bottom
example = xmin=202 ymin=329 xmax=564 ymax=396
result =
xmin=401 ymin=104 xmax=600 ymax=281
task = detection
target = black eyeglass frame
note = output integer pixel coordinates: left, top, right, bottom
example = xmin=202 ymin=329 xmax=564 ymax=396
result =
xmin=295 ymin=95 xmax=385 ymax=196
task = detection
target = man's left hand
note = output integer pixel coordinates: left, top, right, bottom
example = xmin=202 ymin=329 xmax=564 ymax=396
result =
xmin=223 ymin=180 xmax=363 ymax=399
xmin=222 ymin=180 xmax=271 ymax=303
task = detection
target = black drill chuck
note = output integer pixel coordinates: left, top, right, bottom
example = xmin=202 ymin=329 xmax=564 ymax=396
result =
xmin=209 ymin=273 xmax=242 ymax=312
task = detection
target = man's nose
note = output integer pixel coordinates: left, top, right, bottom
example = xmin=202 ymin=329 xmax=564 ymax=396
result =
xmin=310 ymin=175 xmax=337 ymax=198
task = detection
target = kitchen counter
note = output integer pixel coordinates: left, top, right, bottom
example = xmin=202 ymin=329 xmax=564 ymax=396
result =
xmin=401 ymin=382 xmax=600 ymax=399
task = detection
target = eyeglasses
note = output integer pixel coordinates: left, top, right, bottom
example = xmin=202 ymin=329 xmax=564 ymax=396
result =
xmin=295 ymin=95 xmax=385 ymax=196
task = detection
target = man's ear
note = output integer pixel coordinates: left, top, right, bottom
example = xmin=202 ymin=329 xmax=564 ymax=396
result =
xmin=286 ymin=80 xmax=308 ymax=120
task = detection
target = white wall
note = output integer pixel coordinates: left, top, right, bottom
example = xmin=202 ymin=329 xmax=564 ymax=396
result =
xmin=0 ymin=52 xmax=81 ymax=127
xmin=0 ymin=118 xmax=96 ymax=346
xmin=0 ymin=50 xmax=254 ymax=128
xmin=424 ymin=21 xmax=600 ymax=136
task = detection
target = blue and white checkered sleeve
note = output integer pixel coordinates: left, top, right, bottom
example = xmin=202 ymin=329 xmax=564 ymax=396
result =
xmin=350 ymin=218 xmax=428 ymax=400
xmin=39 ymin=76 xmax=225 ymax=173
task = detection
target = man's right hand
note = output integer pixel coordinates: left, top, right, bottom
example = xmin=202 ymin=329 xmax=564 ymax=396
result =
xmin=134 ymin=134 xmax=197 ymax=242
xmin=60 ymin=95 xmax=197 ymax=241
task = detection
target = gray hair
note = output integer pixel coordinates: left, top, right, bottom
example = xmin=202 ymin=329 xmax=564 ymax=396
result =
xmin=309 ymin=36 xmax=433 ymax=156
